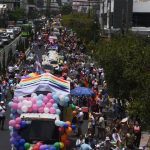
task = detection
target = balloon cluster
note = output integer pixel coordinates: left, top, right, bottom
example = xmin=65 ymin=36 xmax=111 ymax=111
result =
xmin=32 ymin=142 xmax=64 ymax=150
xmin=9 ymin=117 xmax=27 ymax=130
xmin=8 ymin=92 xmax=70 ymax=150
xmin=9 ymin=92 xmax=70 ymax=115
xmin=55 ymin=120 xmax=76 ymax=147
xmin=10 ymin=132 xmax=65 ymax=150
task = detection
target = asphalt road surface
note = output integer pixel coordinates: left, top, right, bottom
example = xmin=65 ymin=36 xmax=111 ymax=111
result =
xmin=0 ymin=101 xmax=11 ymax=150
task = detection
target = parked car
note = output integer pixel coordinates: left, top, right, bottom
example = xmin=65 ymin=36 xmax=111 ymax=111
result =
xmin=6 ymin=28 xmax=15 ymax=40
xmin=0 ymin=33 xmax=10 ymax=44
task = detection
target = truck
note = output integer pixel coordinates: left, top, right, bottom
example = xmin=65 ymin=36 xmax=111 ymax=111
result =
xmin=9 ymin=73 xmax=72 ymax=150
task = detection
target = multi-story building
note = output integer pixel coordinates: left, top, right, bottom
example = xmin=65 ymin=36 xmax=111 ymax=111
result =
xmin=20 ymin=0 xmax=59 ymax=14
xmin=72 ymin=0 xmax=133 ymax=29
xmin=0 ymin=0 xmax=20 ymax=10
xmin=133 ymin=0 xmax=150 ymax=27
xmin=72 ymin=0 xmax=98 ymax=13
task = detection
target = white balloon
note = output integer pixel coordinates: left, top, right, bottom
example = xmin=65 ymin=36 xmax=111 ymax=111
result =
xmin=27 ymin=101 xmax=32 ymax=107
xmin=22 ymin=100 xmax=28 ymax=106
xmin=31 ymin=93 xmax=37 ymax=97
xmin=21 ymin=106 xmax=28 ymax=112
xmin=59 ymin=95 xmax=64 ymax=102
xmin=59 ymin=101 xmax=65 ymax=106
xmin=18 ymin=102 xmax=22 ymax=108
xmin=18 ymin=96 xmax=24 ymax=101
xmin=44 ymin=107 xmax=49 ymax=113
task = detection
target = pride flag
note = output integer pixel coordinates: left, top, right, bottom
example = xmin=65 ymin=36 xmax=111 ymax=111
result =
xmin=14 ymin=73 xmax=70 ymax=97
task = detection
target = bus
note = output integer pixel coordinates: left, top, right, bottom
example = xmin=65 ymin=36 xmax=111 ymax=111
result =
xmin=21 ymin=24 xmax=32 ymax=37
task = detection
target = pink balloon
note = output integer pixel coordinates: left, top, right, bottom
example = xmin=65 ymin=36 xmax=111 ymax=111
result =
xmin=49 ymin=107 xmax=56 ymax=114
xmin=17 ymin=103 xmax=22 ymax=110
xmin=32 ymin=104 xmax=38 ymax=111
xmin=31 ymin=98 xmax=37 ymax=104
xmin=46 ymin=102 xmax=52 ymax=108
xmin=9 ymin=120 xmax=16 ymax=126
xmin=42 ymin=103 xmax=45 ymax=107
xmin=36 ymin=142 xmax=42 ymax=147
xmin=16 ymin=117 xmax=21 ymax=124
xmin=43 ymin=97 xmax=49 ymax=103
xmin=49 ymin=99 xmax=54 ymax=104
xmin=28 ymin=107 xmax=33 ymax=113
xmin=38 ymin=107 xmax=44 ymax=113
xmin=15 ymin=124 xmax=20 ymax=129
xmin=12 ymin=103 xmax=18 ymax=110
xmin=47 ymin=93 xmax=52 ymax=99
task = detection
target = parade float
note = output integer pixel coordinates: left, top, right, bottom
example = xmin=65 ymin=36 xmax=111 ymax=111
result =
xmin=9 ymin=73 xmax=76 ymax=150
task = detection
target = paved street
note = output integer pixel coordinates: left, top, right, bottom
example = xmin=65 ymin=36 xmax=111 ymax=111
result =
xmin=0 ymin=101 xmax=11 ymax=150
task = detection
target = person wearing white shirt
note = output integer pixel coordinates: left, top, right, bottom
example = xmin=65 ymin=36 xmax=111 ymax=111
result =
xmin=8 ymin=66 xmax=14 ymax=73
xmin=77 ymin=108 xmax=84 ymax=135
xmin=76 ymin=135 xmax=85 ymax=149
xmin=97 ymin=114 xmax=105 ymax=140
xmin=112 ymin=129 xmax=122 ymax=143
xmin=0 ymin=101 xmax=6 ymax=130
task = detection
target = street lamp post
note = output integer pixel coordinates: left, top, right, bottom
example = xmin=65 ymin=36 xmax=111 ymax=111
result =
xmin=107 ymin=0 xmax=111 ymax=38
xmin=99 ymin=0 xmax=104 ymax=36
xmin=126 ymin=0 xmax=129 ymax=33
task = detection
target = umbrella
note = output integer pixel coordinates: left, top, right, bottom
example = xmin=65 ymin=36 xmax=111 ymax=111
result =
xmin=70 ymin=87 xmax=95 ymax=96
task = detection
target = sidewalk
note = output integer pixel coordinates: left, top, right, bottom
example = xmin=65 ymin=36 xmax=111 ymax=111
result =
xmin=139 ymin=132 xmax=150 ymax=149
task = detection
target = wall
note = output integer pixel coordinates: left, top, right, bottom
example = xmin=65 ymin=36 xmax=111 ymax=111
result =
xmin=0 ymin=35 xmax=22 ymax=70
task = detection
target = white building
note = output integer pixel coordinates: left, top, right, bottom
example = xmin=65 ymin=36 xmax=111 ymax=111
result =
xmin=0 ymin=4 xmax=7 ymax=14
xmin=133 ymin=0 xmax=150 ymax=12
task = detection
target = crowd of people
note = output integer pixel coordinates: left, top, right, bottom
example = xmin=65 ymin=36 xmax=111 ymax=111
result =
xmin=50 ymin=17 xmax=142 ymax=150
xmin=0 ymin=15 xmax=143 ymax=150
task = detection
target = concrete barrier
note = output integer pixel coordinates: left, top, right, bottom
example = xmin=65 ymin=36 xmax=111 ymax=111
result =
xmin=0 ymin=35 xmax=21 ymax=68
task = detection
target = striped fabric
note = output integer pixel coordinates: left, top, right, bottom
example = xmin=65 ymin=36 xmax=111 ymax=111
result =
xmin=14 ymin=73 xmax=70 ymax=97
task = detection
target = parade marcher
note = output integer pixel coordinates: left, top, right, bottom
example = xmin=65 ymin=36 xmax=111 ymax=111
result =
xmin=77 ymin=108 xmax=84 ymax=136
xmin=133 ymin=121 xmax=141 ymax=148
xmin=103 ymin=136 xmax=115 ymax=150
xmin=112 ymin=128 xmax=122 ymax=148
xmin=0 ymin=101 xmax=6 ymax=130
xmin=97 ymin=113 xmax=105 ymax=140
xmin=80 ymin=138 xmax=92 ymax=150
xmin=76 ymin=135 xmax=85 ymax=149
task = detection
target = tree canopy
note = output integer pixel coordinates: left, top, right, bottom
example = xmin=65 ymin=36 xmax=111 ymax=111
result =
xmin=8 ymin=8 xmax=26 ymax=21
xmin=93 ymin=34 xmax=150 ymax=128
xmin=60 ymin=4 xmax=72 ymax=15
xmin=62 ymin=14 xmax=99 ymax=43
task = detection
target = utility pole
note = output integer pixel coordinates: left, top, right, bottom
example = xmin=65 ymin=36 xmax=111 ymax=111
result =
xmin=107 ymin=0 xmax=111 ymax=38
xmin=126 ymin=0 xmax=129 ymax=33
xmin=99 ymin=0 xmax=104 ymax=36
xmin=88 ymin=0 xmax=91 ymax=17
xmin=46 ymin=0 xmax=51 ymax=17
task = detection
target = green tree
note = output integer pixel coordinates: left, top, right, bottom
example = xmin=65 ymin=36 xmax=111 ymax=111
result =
xmin=93 ymin=34 xmax=150 ymax=128
xmin=9 ymin=8 xmax=26 ymax=21
xmin=60 ymin=4 xmax=72 ymax=15
xmin=62 ymin=13 xmax=99 ymax=43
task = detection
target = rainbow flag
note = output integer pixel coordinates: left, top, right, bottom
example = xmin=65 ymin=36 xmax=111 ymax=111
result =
xmin=14 ymin=73 xmax=70 ymax=97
